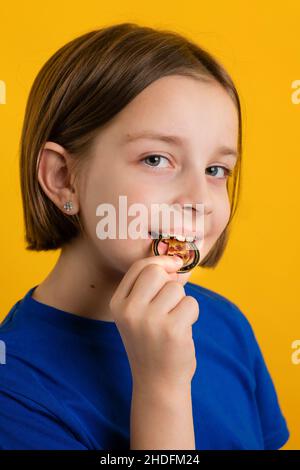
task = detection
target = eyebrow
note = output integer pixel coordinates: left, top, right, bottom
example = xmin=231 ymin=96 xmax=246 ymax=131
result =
xmin=124 ymin=131 xmax=238 ymax=159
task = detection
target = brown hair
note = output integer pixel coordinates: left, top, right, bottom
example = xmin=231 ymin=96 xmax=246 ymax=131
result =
xmin=19 ymin=22 xmax=242 ymax=268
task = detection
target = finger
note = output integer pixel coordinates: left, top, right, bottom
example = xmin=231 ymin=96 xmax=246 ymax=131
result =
xmin=114 ymin=255 xmax=183 ymax=301
xmin=126 ymin=263 xmax=172 ymax=306
xmin=149 ymin=280 xmax=186 ymax=314
xmin=168 ymin=296 xmax=200 ymax=330
xmin=165 ymin=270 xmax=192 ymax=284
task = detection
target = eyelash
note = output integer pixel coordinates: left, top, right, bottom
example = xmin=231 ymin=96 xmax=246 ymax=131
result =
xmin=141 ymin=154 xmax=233 ymax=179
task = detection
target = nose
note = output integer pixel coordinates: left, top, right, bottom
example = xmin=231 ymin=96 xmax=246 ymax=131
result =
xmin=175 ymin=169 xmax=213 ymax=216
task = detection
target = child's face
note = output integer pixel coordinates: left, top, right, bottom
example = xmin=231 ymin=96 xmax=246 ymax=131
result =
xmin=75 ymin=75 xmax=238 ymax=284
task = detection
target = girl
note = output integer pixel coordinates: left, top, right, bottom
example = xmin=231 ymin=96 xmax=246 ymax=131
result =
xmin=0 ymin=22 xmax=289 ymax=450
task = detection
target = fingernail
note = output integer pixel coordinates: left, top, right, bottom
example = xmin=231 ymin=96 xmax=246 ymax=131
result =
xmin=173 ymin=255 xmax=183 ymax=266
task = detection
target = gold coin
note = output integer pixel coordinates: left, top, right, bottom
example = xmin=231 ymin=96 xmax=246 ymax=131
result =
xmin=151 ymin=235 xmax=201 ymax=273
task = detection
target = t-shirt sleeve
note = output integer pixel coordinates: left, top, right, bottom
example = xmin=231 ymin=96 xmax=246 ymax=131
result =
xmin=252 ymin=338 xmax=290 ymax=449
xmin=0 ymin=386 xmax=90 ymax=450
xmin=237 ymin=309 xmax=290 ymax=450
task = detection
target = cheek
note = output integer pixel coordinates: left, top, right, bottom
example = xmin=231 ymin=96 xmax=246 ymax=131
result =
xmin=214 ymin=196 xmax=231 ymax=232
xmin=199 ymin=194 xmax=231 ymax=256
xmin=91 ymin=237 xmax=145 ymax=273
xmin=82 ymin=194 xmax=154 ymax=274
xmin=89 ymin=232 xmax=158 ymax=276
xmin=78 ymin=171 xmax=127 ymax=242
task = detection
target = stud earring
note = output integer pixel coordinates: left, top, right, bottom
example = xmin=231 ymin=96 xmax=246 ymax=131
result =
xmin=63 ymin=201 xmax=73 ymax=212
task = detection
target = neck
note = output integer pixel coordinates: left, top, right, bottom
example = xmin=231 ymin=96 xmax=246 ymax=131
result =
xmin=32 ymin=236 xmax=123 ymax=323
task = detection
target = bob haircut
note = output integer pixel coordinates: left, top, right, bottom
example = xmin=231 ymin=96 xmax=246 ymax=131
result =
xmin=19 ymin=22 xmax=242 ymax=268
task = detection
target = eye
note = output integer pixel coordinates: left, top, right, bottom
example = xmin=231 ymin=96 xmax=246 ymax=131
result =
xmin=141 ymin=154 xmax=171 ymax=169
xmin=206 ymin=165 xmax=233 ymax=179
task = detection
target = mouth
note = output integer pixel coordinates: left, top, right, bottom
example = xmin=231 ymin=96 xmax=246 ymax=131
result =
xmin=148 ymin=230 xmax=200 ymax=243
xmin=148 ymin=230 xmax=201 ymax=267
xmin=148 ymin=230 xmax=200 ymax=259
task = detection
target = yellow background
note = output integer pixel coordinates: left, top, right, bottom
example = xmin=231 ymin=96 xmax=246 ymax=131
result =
xmin=0 ymin=0 xmax=299 ymax=449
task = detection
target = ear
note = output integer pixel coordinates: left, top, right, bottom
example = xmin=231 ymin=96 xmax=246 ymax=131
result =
xmin=36 ymin=141 xmax=79 ymax=215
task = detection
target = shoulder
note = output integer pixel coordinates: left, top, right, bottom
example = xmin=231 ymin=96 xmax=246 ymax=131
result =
xmin=185 ymin=281 xmax=255 ymax=337
xmin=185 ymin=282 xmax=290 ymax=450
xmin=0 ymin=292 xmax=54 ymax=407
xmin=185 ymin=281 xmax=260 ymax=366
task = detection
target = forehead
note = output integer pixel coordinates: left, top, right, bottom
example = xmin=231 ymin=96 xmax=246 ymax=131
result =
xmin=115 ymin=75 xmax=239 ymax=149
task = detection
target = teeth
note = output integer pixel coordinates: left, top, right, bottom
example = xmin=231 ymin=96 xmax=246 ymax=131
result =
xmin=150 ymin=231 xmax=196 ymax=242
xmin=174 ymin=234 xmax=185 ymax=242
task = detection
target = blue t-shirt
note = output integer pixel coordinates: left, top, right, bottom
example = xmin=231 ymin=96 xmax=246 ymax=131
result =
xmin=0 ymin=282 xmax=289 ymax=450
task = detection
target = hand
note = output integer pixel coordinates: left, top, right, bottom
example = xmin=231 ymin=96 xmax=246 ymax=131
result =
xmin=109 ymin=254 xmax=200 ymax=389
